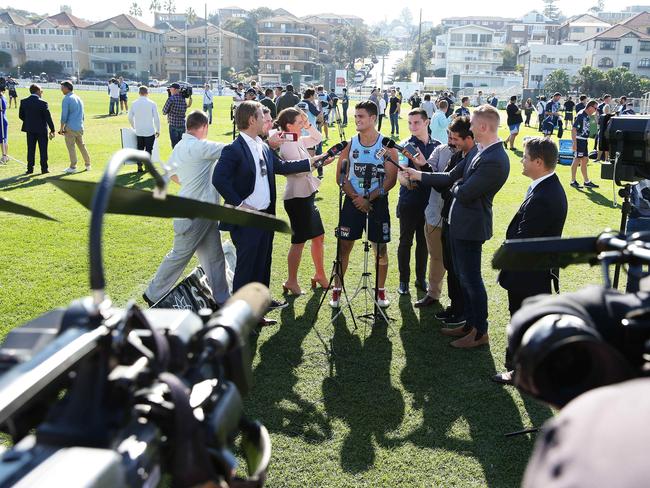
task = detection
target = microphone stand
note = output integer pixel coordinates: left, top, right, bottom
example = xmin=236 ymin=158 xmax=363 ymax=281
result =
xmin=310 ymin=160 xmax=357 ymax=356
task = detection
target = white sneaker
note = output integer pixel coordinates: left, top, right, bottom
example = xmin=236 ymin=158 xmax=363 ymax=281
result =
xmin=377 ymin=288 xmax=390 ymax=308
xmin=329 ymin=288 xmax=341 ymax=308
xmin=85 ymin=164 xmax=91 ymax=171
xmin=63 ymin=167 xmax=76 ymax=174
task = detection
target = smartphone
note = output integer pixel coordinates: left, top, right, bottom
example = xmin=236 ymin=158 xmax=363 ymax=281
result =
xmin=280 ymin=132 xmax=298 ymax=142
xmin=404 ymin=143 xmax=419 ymax=158
xmin=268 ymin=129 xmax=279 ymax=138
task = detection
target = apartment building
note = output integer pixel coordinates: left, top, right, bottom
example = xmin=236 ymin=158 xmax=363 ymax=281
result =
xmin=518 ymin=43 xmax=586 ymax=89
xmin=23 ymin=11 xmax=90 ymax=74
xmin=505 ymin=11 xmax=560 ymax=46
xmin=86 ymin=14 xmax=163 ymax=78
xmin=582 ymin=12 xmax=650 ymax=77
xmin=257 ymin=16 xmax=318 ymax=78
xmin=163 ymin=24 xmax=253 ymax=82
xmin=556 ymin=14 xmax=611 ymax=43
xmin=0 ymin=11 xmax=29 ymax=67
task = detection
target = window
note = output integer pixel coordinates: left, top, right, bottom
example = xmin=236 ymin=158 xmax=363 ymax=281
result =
xmin=598 ymin=57 xmax=614 ymax=68
xmin=624 ymin=45 xmax=633 ymax=54
xmin=639 ymin=58 xmax=650 ymax=68
xmin=600 ymin=40 xmax=616 ymax=50
xmin=572 ymin=27 xmax=585 ymax=33
xmin=641 ymin=42 xmax=650 ymax=51
xmin=94 ymin=31 xmax=104 ymax=38
xmin=622 ymin=62 xmax=630 ymax=68
xmin=40 ymin=29 xmax=46 ymax=34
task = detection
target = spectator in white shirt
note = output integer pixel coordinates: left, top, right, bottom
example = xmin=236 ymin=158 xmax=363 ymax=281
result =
xmin=203 ymin=83 xmax=214 ymax=124
xmin=108 ymin=78 xmax=120 ymax=116
xmin=128 ymin=85 xmax=160 ymax=172
xmin=143 ymin=110 xmax=230 ymax=307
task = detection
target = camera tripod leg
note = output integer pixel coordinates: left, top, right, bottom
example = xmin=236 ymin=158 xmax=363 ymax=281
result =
xmin=613 ymin=184 xmax=632 ymax=289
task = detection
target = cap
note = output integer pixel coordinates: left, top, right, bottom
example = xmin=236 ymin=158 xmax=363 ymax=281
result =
xmin=170 ymin=82 xmax=181 ymax=89
xmin=246 ymin=88 xmax=257 ymax=94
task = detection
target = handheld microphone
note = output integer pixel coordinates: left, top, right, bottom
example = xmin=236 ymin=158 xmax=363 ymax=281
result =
xmin=340 ymin=158 xmax=348 ymax=176
xmin=376 ymin=147 xmax=403 ymax=171
xmin=381 ymin=137 xmax=405 ymax=151
xmin=325 ymin=140 xmax=349 ymax=159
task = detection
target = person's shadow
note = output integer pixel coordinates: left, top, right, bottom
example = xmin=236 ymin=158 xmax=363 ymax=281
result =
xmin=245 ymin=292 xmax=333 ymax=444
xmin=322 ymin=318 xmax=405 ymax=473
xmin=394 ymin=297 xmax=554 ymax=486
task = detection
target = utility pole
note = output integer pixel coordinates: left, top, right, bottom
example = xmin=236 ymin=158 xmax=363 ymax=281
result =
xmin=380 ymin=55 xmax=385 ymax=91
xmin=416 ymin=8 xmax=422 ymax=83
xmin=184 ymin=18 xmax=188 ymax=81
xmin=204 ymin=3 xmax=208 ymax=83
xmin=218 ymin=14 xmax=223 ymax=90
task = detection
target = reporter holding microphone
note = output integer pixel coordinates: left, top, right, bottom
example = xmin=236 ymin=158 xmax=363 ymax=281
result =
xmin=275 ymin=107 xmax=328 ymax=295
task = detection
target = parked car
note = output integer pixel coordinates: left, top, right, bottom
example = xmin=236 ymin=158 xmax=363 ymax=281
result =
xmin=353 ymin=72 xmax=365 ymax=83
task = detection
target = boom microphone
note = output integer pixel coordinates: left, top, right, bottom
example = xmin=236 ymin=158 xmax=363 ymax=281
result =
xmin=325 ymin=141 xmax=348 ymax=159
xmin=381 ymin=137 xmax=405 ymax=151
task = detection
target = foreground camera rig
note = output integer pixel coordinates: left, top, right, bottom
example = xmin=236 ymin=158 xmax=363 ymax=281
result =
xmin=0 ymin=150 xmax=272 ymax=487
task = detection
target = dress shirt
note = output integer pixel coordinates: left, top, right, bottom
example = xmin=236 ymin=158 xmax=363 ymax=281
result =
xmin=279 ymin=125 xmax=321 ymax=200
xmin=128 ymin=96 xmax=160 ymax=137
xmin=239 ymin=131 xmax=271 ymax=210
xmin=203 ymin=89 xmax=213 ymax=105
xmin=424 ymin=144 xmax=453 ymax=226
xmin=528 ymin=172 xmax=555 ymax=195
xmin=61 ymin=92 xmax=84 ymax=132
xmin=108 ymin=83 xmax=119 ymax=98
xmin=168 ymin=133 xmax=224 ymax=204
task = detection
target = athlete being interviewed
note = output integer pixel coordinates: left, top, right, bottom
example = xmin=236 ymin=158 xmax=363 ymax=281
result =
xmin=329 ymin=100 xmax=398 ymax=309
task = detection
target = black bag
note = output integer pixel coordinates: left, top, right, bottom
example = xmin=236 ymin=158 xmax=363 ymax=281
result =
xmin=152 ymin=266 xmax=217 ymax=312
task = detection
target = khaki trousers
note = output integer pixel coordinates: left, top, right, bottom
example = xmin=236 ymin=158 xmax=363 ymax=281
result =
xmin=424 ymin=224 xmax=446 ymax=299
xmin=64 ymin=129 xmax=91 ymax=167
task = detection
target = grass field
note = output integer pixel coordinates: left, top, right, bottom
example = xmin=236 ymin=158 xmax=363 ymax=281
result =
xmin=0 ymin=89 xmax=622 ymax=487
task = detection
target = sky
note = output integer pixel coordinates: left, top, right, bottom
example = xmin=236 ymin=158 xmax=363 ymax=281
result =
xmin=13 ymin=0 xmax=626 ymax=26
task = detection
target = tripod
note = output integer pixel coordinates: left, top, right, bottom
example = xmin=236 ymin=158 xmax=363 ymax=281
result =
xmin=310 ymin=161 xmax=358 ymax=354
xmin=331 ymin=105 xmax=346 ymax=141
xmin=612 ymin=183 xmax=632 ymax=290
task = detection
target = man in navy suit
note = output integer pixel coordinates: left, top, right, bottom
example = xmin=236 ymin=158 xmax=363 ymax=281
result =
xmin=213 ymin=101 xmax=325 ymax=319
xmin=493 ymin=137 xmax=568 ymax=383
xmin=404 ymin=105 xmax=510 ymax=348
xmin=18 ymin=84 xmax=55 ymax=174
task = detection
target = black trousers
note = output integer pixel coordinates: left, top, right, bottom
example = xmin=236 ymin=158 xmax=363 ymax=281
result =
xmin=378 ymin=114 xmax=384 ymax=131
xmin=230 ymin=224 xmax=274 ymax=292
xmin=441 ymin=221 xmax=464 ymax=317
xmin=26 ymin=132 xmax=48 ymax=172
xmin=397 ymin=203 xmax=427 ymax=284
xmin=504 ymin=285 xmax=551 ymax=369
xmin=137 ymin=135 xmax=155 ymax=169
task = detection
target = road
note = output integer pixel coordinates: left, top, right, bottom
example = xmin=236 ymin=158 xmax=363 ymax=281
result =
xmin=368 ymin=50 xmax=408 ymax=90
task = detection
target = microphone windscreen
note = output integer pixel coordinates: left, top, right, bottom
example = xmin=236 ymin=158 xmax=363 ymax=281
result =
xmin=381 ymin=136 xmax=395 ymax=148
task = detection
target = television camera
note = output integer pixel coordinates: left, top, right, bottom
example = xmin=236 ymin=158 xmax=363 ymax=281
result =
xmin=0 ymin=150 xmax=274 ymax=487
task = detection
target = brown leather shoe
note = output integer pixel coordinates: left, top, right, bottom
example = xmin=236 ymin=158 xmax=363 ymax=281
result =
xmin=440 ymin=325 xmax=471 ymax=337
xmin=451 ymin=331 xmax=489 ymax=348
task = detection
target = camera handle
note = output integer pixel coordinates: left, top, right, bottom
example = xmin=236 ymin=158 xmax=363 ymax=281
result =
xmin=612 ymin=183 xmax=633 ymax=289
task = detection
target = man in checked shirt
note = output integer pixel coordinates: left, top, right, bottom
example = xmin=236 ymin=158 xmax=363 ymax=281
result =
xmin=162 ymin=82 xmax=193 ymax=148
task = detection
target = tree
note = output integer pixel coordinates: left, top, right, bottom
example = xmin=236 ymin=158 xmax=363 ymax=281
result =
xmin=372 ymin=39 xmax=391 ymax=57
xmin=400 ymin=7 xmax=413 ymax=28
xmin=79 ymin=69 xmax=95 ymax=79
xmin=588 ymin=0 xmax=605 ymax=13
xmin=149 ymin=0 xmax=161 ymax=13
xmin=223 ymin=18 xmax=256 ymax=43
xmin=185 ymin=6 xmax=197 ymax=25
xmin=544 ymin=69 xmax=571 ymax=93
xmin=604 ymin=67 xmax=644 ymax=96
xmin=331 ymin=25 xmax=371 ymax=67
xmin=249 ymin=7 xmax=274 ymax=21
xmin=574 ymin=66 xmax=606 ymax=96
xmin=42 ymin=60 xmax=64 ymax=75
xmin=129 ymin=2 xmax=142 ymax=17
xmin=0 ymin=51 xmax=11 ymax=68
xmin=500 ymin=46 xmax=518 ymax=70
xmin=542 ymin=0 xmax=561 ymax=20
xmin=163 ymin=0 xmax=175 ymax=14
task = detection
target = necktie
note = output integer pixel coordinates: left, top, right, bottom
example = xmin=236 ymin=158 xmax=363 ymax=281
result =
xmin=525 ymin=186 xmax=532 ymax=198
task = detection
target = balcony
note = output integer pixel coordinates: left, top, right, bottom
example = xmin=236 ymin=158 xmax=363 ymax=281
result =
xmin=448 ymin=56 xmax=502 ymax=63
xmin=257 ymin=27 xmax=316 ymax=38
xmin=258 ymin=43 xmax=317 ymax=50
xmin=448 ymin=42 xmax=497 ymax=48
xmin=258 ymin=55 xmax=317 ymax=63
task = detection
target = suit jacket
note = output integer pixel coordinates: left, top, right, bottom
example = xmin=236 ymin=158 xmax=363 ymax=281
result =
xmin=19 ymin=94 xmax=55 ymax=134
xmin=421 ymin=142 xmax=509 ymax=241
xmin=498 ymin=173 xmax=568 ymax=295
xmin=213 ymin=134 xmax=311 ymax=231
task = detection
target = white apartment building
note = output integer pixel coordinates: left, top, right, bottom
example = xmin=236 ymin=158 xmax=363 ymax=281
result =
xmin=518 ymin=43 xmax=586 ymax=89
xmin=0 ymin=11 xmax=29 ymax=67
xmin=556 ymin=14 xmax=611 ymax=43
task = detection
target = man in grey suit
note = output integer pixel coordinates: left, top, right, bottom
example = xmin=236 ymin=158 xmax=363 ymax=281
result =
xmin=404 ymin=105 xmax=510 ymax=348
xmin=143 ymin=110 xmax=230 ymax=307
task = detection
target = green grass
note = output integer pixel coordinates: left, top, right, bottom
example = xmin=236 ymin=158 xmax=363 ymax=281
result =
xmin=0 ymin=90 xmax=621 ymax=487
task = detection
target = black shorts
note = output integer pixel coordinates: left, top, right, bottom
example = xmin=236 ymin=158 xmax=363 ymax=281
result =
xmin=575 ymin=139 xmax=588 ymax=158
xmin=8 ymin=90 xmax=16 ymax=98
xmin=564 ymin=112 xmax=574 ymax=122
xmin=338 ymin=195 xmax=390 ymax=243
xmin=119 ymin=94 xmax=128 ymax=102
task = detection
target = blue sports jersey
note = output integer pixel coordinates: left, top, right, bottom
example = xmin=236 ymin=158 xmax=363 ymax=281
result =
xmin=573 ymin=110 xmax=590 ymax=139
xmin=455 ymin=106 xmax=470 ymax=117
xmin=348 ymin=134 xmax=384 ymax=194
xmin=543 ymin=100 xmax=560 ymax=127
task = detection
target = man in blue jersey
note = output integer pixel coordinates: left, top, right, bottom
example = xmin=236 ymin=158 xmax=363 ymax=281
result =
xmin=454 ymin=96 xmax=471 ymax=118
xmin=570 ymin=100 xmax=599 ymax=189
xmin=542 ymin=92 xmax=562 ymax=136
xmin=330 ymin=101 xmax=399 ymax=309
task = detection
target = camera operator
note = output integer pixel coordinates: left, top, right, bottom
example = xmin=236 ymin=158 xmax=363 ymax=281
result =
xmin=162 ymin=82 xmax=192 ymax=148
xmin=403 ymin=106 xmax=509 ymax=348
xmin=329 ymin=101 xmax=399 ymax=309
xmin=408 ymin=90 xmax=422 ymax=109
xmin=395 ymin=108 xmax=439 ymax=297
xmin=143 ymin=110 xmax=229 ymax=308
xmin=493 ymin=137 xmax=567 ymax=384
xmin=244 ymin=88 xmax=257 ymax=101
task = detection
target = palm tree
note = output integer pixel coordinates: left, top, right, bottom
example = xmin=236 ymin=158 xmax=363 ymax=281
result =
xmin=129 ymin=2 xmax=143 ymax=17
xmin=149 ymin=0 xmax=161 ymax=13
xmin=163 ymin=0 xmax=175 ymax=14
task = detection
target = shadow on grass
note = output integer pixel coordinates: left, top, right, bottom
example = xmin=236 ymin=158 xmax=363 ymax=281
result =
xmin=92 ymin=114 xmax=119 ymax=119
xmin=322 ymin=316 xmax=405 ymax=474
xmin=583 ymin=188 xmax=615 ymax=208
xmin=247 ymin=291 xmax=333 ymax=444
xmin=0 ymin=172 xmax=66 ymax=192
xmin=396 ymin=299 xmax=553 ymax=486
xmin=115 ymin=171 xmax=157 ymax=190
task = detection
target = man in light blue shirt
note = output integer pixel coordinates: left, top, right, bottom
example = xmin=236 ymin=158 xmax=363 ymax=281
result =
xmin=59 ymin=81 xmax=91 ymax=173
